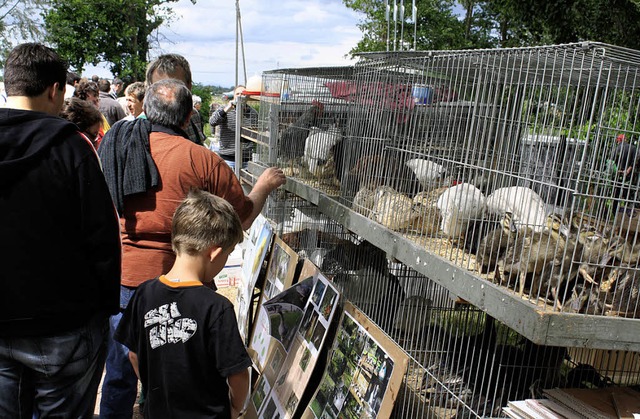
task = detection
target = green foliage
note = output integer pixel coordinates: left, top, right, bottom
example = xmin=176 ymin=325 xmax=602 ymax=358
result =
xmin=344 ymin=0 xmax=466 ymax=54
xmin=44 ymin=0 xmax=195 ymax=81
xmin=0 ymin=0 xmax=49 ymax=64
xmin=191 ymin=83 xmax=213 ymax=123
xmin=344 ymin=0 xmax=640 ymax=53
xmin=485 ymin=0 xmax=640 ymax=49
xmin=191 ymin=83 xmax=236 ymax=139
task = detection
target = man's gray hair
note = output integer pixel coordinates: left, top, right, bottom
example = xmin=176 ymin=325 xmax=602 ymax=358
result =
xmin=145 ymin=53 xmax=192 ymax=89
xmin=144 ymin=79 xmax=193 ymax=129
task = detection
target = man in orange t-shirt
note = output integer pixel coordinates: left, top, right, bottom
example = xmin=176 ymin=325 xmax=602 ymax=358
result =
xmin=98 ymin=77 xmax=285 ymax=417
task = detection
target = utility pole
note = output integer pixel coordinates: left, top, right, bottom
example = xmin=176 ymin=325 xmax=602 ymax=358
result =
xmin=385 ymin=0 xmax=390 ymax=51
xmin=413 ymin=0 xmax=417 ymax=50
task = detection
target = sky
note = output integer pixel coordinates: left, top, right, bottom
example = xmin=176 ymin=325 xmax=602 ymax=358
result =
xmin=85 ymin=0 xmax=365 ymax=88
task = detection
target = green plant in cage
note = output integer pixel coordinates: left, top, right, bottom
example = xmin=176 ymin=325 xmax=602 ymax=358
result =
xmin=602 ymin=90 xmax=640 ymax=135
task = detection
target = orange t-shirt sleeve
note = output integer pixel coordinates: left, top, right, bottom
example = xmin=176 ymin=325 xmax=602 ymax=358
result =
xmin=208 ymin=158 xmax=254 ymax=223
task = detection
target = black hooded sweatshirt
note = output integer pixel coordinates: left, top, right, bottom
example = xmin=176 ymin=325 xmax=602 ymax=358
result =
xmin=0 ymin=108 xmax=121 ymax=337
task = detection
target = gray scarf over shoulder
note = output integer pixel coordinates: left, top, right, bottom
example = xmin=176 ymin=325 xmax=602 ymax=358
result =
xmin=98 ymin=118 xmax=159 ymax=213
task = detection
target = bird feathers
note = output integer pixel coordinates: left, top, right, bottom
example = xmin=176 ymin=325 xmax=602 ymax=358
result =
xmin=406 ymin=158 xmax=447 ymax=191
xmin=304 ymin=126 xmax=342 ymax=175
xmin=436 ymin=183 xmax=487 ymax=240
xmin=486 ymin=186 xmax=547 ymax=232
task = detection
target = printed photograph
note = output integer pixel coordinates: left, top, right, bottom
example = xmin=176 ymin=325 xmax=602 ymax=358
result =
xmin=252 ymin=376 xmax=270 ymax=413
xmin=299 ymin=347 xmax=311 ymax=372
xmin=285 ymin=393 xmax=299 ymax=416
xmin=298 ymin=307 xmax=314 ymax=338
xmin=303 ymin=311 xmax=319 ymax=343
xmin=319 ymin=286 xmax=337 ymax=320
xmin=310 ymin=321 xmax=327 ymax=351
xmin=306 ymin=307 xmax=403 ymax=419
xmin=311 ymin=280 xmax=326 ymax=306
xmin=309 ymin=374 xmax=335 ymax=418
xmin=261 ymin=397 xmax=280 ymax=419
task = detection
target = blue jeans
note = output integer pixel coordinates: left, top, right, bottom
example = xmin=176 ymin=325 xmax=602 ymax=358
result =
xmin=99 ymin=286 xmax=138 ymax=419
xmin=0 ymin=314 xmax=108 ymax=419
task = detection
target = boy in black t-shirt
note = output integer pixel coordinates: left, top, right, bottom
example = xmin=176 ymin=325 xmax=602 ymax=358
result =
xmin=115 ymin=189 xmax=251 ymax=418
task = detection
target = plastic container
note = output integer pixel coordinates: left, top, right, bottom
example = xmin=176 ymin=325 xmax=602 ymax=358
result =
xmin=412 ymin=85 xmax=433 ymax=105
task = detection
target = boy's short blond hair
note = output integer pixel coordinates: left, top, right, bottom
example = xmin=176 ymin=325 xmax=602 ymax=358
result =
xmin=171 ymin=189 xmax=243 ymax=256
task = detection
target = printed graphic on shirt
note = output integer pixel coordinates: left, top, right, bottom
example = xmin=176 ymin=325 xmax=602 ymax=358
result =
xmin=144 ymin=302 xmax=198 ymax=349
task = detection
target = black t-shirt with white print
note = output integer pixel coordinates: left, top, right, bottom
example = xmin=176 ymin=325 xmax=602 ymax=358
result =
xmin=115 ymin=276 xmax=251 ymax=418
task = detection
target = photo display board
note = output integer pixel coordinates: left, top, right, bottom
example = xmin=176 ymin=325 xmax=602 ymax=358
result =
xmin=237 ymin=215 xmax=273 ymax=342
xmin=248 ymin=263 xmax=342 ymax=419
xmin=302 ymin=302 xmax=409 ymax=419
xmin=249 ymin=276 xmax=316 ymax=373
xmin=261 ymin=236 xmax=300 ymax=309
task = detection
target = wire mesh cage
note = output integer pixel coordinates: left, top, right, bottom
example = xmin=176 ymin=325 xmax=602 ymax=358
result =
xmin=255 ymin=67 xmax=355 ymax=195
xmin=257 ymin=42 xmax=640 ymax=318
xmin=266 ymin=199 xmax=639 ymax=418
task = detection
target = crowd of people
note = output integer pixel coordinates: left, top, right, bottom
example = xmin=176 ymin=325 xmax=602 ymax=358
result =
xmin=0 ymin=42 xmax=286 ymax=418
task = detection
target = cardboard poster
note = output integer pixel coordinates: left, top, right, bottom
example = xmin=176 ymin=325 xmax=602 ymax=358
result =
xmin=237 ymin=216 xmax=273 ymax=342
xmin=263 ymin=237 xmax=300 ymax=302
xmin=247 ymin=237 xmax=300 ymax=373
xmin=303 ymin=302 xmax=409 ymax=419
xmin=248 ymin=267 xmax=341 ymax=419
xmin=249 ymin=277 xmax=316 ymax=373
xmin=266 ymin=272 xmax=341 ymax=419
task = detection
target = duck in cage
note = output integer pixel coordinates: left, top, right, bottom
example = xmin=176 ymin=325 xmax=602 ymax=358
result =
xmin=261 ymin=43 xmax=640 ymax=319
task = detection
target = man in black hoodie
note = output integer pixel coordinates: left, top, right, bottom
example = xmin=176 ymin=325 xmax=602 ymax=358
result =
xmin=0 ymin=43 xmax=121 ymax=418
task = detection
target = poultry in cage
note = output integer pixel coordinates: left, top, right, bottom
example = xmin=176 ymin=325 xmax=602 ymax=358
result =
xmin=302 ymin=123 xmax=342 ymax=183
xmin=278 ymin=100 xmax=324 ymax=162
xmin=570 ymin=255 xmax=640 ymax=317
xmin=473 ymin=212 xmax=517 ymax=274
xmin=498 ymin=213 xmax=569 ymax=297
xmin=371 ymin=186 xmax=420 ymax=231
xmin=436 ymin=183 xmax=487 ymax=243
xmin=486 ymin=186 xmax=548 ymax=233
xmin=463 ymin=212 xmax=502 ymax=255
xmin=421 ymin=315 xmax=497 ymax=407
xmin=536 ymin=233 xmax=582 ymax=309
xmin=409 ymin=187 xmax=446 ymax=236
xmin=343 ymin=153 xmax=422 ymax=198
xmin=405 ymin=158 xmax=449 ymax=192
xmin=560 ymin=213 xmax=640 ymax=317
xmin=351 ymin=186 xmax=376 ymax=218
xmin=319 ymin=240 xmax=405 ymax=331
xmin=422 ymin=314 xmax=568 ymax=416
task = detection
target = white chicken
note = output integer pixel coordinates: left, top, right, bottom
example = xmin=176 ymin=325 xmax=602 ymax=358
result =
xmin=486 ymin=186 xmax=547 ymax=232
xmin=436 ymin=183 xmax=486 ymax=241
xmin=303 ymin=126 xmax=342 ymax=175
xmin=405 ymin=158 xmax=447 ymax=191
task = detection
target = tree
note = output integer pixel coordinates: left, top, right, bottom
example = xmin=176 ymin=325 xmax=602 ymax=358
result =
xmin=44 ymin=0 xmax=195 ymax=81
xmin=344 ymin=0 xmax=466 ymax=54
xmin=345 ymin=0 xmax=640 ymax=53
xmin=0 ymin=0 xmax=49 ymax=64
xmin=485 ymin=0 xmax=640 ymax=49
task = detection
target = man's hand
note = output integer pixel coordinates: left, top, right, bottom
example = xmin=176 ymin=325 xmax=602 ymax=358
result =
xmin=254 ymin=166 xmax=286 ymax=193
xmin=243 ymin=167 xmax=286 ymax=229
xmin=224 ymin=100 xmax=235 ymax=113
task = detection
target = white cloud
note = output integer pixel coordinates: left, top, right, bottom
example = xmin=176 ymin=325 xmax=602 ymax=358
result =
xmin=83 ymin=0 xmax=363 ymax=87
